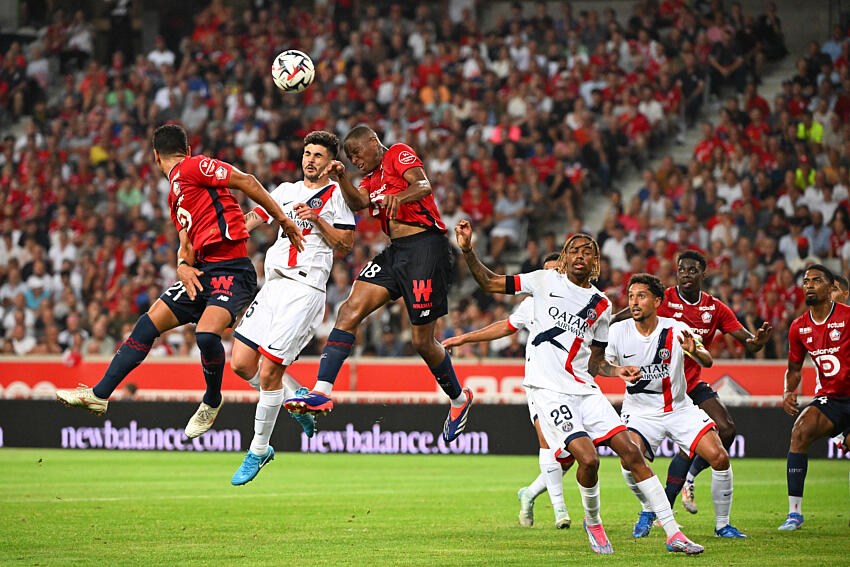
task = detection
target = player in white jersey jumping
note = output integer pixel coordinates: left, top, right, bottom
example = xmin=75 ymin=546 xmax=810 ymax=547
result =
xmin=607 ymin=273 xmax=747 ymax=539
xmin=455 ymin=220 xmax=703 ymax=555
xmin=442 ymin=253 xmax=575 ymax=529
xmin=228 ymin=131 xmax=355 ymax=485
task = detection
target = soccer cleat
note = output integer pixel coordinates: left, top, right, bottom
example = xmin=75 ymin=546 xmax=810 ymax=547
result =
xmin=442 ymin=388 xmax=473 ymax=443
xmin=284 ymin=390 xmax=333 ymax=415
xmin=231 ymin=446 xmax=274 ymax=485
xmin=184 ymin=400 xmax=223 ymax=438
xmin=56 ymin=384 xmax=108 ymax=415
xmin=583 ymin=519 xmax=613 ymax=554
xmin=632 ymin=511 xmax=656 ymax=538
xmin=517 ymin=487 xmax=534 ymax=527
xmin=778 ymin=513 xmax=804 ymax=531
xmin=681 ymin=479 xmax=698 ymax=514
xmin=289 ymin=387 xmax=316 ymax=437
xmin=554 ymin=506 xmax=571 ymax=529
xmin=715 ymin=524 xmax=748 ymax=538
xmin=666 ymin=531 xmax=704 ymax=555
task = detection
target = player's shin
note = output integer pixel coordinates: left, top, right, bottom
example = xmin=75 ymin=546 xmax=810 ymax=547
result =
xmin=622 ymin=467 xmax=652 ymax=512
xmin=429 ymin=350 xmax=464 ymax=405
xmin=787 ymin=451 xmax=808 ymax=514
xmin=314 ymin=328 xmax=355 ymax=395
xmin=578 ymin=481 xmax=602 ymax=525
xmin=636 ymin=475 xmax=680 ymax=538
xmin=250 ymin=389 xmax=284 ymax=456
xmin=665 ymin=452 xmax=691 ymax=507
xmin=711 ymin=466 xmax=733 ymax=530
xmin=540 ymin=448 xmax=565 ymax=509
xmin=196 ymin=332 xmax=225 ymax=407
xmin=92 ymin=313 xmax=160 ymax=399
xmin=687 ymin=454 xmax=712 ymax=480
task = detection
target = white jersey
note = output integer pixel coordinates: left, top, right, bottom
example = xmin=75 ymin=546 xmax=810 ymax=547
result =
xmin=254 ymin=181 xmax=355 ymax=291
xmin=606 ymin=317 xmax=695 ymax=416
xmin=513 ymin=270 xmax=612 ymax=395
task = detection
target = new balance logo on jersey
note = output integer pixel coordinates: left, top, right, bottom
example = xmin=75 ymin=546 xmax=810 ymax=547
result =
xmin=211 ymin=275 xmax=234 ymax=296
xmin=412 ymin=279 xmax=433 ymax=308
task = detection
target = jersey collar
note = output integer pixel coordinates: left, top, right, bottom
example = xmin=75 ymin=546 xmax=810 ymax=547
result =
xmin=675 ymin=286 xmax=702 ymax=306
xmin=168 ymin=158 xmax=186 ymax=181
xmin=809 ymin=302 xmax=836 ymax=326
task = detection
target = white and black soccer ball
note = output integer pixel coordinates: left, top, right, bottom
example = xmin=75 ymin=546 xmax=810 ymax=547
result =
xmin=271 ymin=50 xmax=315 ymax=93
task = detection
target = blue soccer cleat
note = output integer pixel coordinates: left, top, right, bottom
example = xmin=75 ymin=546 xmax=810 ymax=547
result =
xmin=715 ymin=524 xmax=748 ymax=538
xmin=778 ymin=513 xmax=804 ymax=531
xmin=632 ymin=511 xmax=656 ymax=538
xmin=583 ymin=519 xmax=614 ymax=554
xmin=442 ymin=388 xmax=473 ymax=442
xmin=231 ymin=446 xmax=274 ymax=486
xmin=289 ymin=387 xmax=316 ymax=437
xmin=284 ymin=390 xmax=333 ymax=415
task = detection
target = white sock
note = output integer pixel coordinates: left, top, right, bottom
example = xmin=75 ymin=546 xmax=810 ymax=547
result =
xmin=540 ymin=448 xmax=565 ymax=509
xmin=636 ymin=475 xmax=679 ymax=538
xmin=249 ymin=389 xmax=284 ymax=456
xmin=528 ymin=473 xmax=547 ymax=498
xmin=621 ymin=467 xmax=651 ymax=512
xmin=711 ymin=467 xmax=733 ymax=530
xmin=789 ymin=495 xmax=802 ymax=515
xmin=685 ymin=471 xmax=696 ymax=484
xmin=247 ymin=369 xmax=261 ymax=392
xmin=313 ymin=380 xmax=333 ymax=396
xmin=578 ymin=481 xmax=601 ymax=525
xmin=450 ymin=389 xmax=468 ymax=408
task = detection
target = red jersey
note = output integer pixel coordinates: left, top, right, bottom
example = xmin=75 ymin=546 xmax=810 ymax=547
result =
xmin=357 ymin=144 xmax=446 ymax=236
xmin=657 ymin=287 xmax=743 ymax=391
xmin=788 ymin=303 xmax=850 ymax=398
xmin=167 ymin=155 xmax=250 ymax=262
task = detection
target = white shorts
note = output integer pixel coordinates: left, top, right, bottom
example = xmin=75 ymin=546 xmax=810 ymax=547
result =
xmin=622 ymin=405 xmax=716 ymax=461
xmin=526 ymin=386 xmax=627 ymax=461
xmin=234 ymin=276 xmax=325 ymax=366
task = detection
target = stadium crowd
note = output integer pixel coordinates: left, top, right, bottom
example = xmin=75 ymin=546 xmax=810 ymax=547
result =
xmin=0 ymin=0 xmax=800 ymax=363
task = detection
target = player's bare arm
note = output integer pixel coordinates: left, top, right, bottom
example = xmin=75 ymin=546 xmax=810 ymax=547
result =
xmin=783 ymin=358 xmax=804 ymax=416
xmin=680 ymin=329 xmax=713 ymax=367
xmin=612 ymin=306 xmax=632 ymax=323
xmin=292 ymin=203 xmax=354 ymax=253
xmin=730 ymin=323 xmax=772 ymax=353
xmin=243 ymin=210 xmax=265 ymax=232
xmin=228 ymin=166 xmax=304 ymax=252
xmin=441 ymin=319 xmax=515 ymax=349
xmin=381 ymin=167 xmax=432 ymax=220
xmin=455 ymin=220 xmax=509 ymax=293
xmin=589 ymin=345 xmax=642 ymax=382
xmin=176 ymin=229 xmax=203 ymax=300
xmin=321 ymin=160 xmax=370 ymax=211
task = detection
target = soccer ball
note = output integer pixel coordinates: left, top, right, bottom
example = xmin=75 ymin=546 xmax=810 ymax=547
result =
xmin=271 ymin=50 xmax=315 ymax=93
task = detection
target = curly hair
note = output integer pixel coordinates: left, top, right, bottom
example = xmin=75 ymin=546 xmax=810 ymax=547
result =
xmin=304 ymin=130 xmax=340 ymax=158
xmin=557 ymin=233 xmax=600 ymax=281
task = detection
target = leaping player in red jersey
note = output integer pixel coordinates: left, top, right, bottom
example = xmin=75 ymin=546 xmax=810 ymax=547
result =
xmin=57 ymin=124 xmax=304 ymax=438
xmin=779 ymin=264 xmax=850 ymax=530
xmin=284 ymin=125 xmax=473 ymax=442
xmin=615 ymin=250 xmax=771 ymax=513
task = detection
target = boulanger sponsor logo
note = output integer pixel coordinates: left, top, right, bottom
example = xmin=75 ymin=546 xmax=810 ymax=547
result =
xmin=300 ymin=423 xmax=488 ymax=454
xmin=60 ymin=420 xmax=241 ymax=452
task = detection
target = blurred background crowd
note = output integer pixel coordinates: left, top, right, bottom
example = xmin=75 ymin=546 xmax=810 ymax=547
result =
xmin=3 ymin=0 xmax=843 ymax=365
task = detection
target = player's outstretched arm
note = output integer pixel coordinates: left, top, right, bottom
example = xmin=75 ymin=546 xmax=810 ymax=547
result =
xmin=228 ymin=166 xmax=304 ymax=252
xmin=588 ymin=344 xmax=642 ymax=382
xmin=441 ymin=320 xmax=515 ymax=349
xmin=612 ymin=306 xmax=633 ymax=323
xmin=322 ymin=160 xmax=370 ymax=211
xmin=455 ymin=220 xmax=509 ymax=293
xmin=782 ymin=358 xmax=804 ymax=416
xmin=679 ymin=329 xmax=712 ymax=367
xmin=293 ymin=203 xmax=354 ymax=253
xmin=243 ymin=209 xmax=265 ymax=232
xmin=381 ymin=167 xmax=432 ymax=219
xmin=731 ymin=322 xmax=773 ymax=353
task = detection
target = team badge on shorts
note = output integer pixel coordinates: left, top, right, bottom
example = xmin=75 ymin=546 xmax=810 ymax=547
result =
xmin=830 ymin=329 xmax=841 ymax=341
xmin=561 ymin=421 xmax=573 ymax=433
xmin=701 ymin=311 xmax=713 ymax=323
xmin=659 ymin=348 xmax=671 ymax=360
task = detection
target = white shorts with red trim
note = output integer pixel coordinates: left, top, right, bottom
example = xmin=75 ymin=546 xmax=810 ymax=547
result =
xmin=234 ymin=276 xmax=325 ymax=366
xmin=527 ymin=386 xmax=626 ymax=460
xmin=622 ymin=405 xmax=716 ymax=459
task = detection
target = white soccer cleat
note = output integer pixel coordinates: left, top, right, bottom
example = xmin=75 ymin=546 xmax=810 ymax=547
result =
xmin=517 ymin=487 xmax=534 ymax=527
xmin=56 ymin=384 xmax=108 ymax=415
xmin=185 ymin=400 xmax=223 ymax=438
xmin=681 ymin=479 xmax=698 ymax=514
xmin=554 ymin=506 xmax=571 ymax=529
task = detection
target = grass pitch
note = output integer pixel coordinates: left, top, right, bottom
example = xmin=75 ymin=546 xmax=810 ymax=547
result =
xmin=1 ymin=449 xmax=848 ymax=566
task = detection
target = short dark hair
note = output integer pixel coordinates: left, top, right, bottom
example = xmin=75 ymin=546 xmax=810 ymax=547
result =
xmin=304 ymin=130 xmax=339 ymax=158
xmin=807 ymin=264 xmax=835 ymax=284
xmin=152 ymin=124 xmax=188 ymax=157
xmin=628 ymin=273 xmax=665 ymax=298
xmin=678 ymin=250 xmax=707 ymax=271
xmin=343 ymin=124 xmax=376 ymax=145
xmin=835 ymin=274 xmax=849 ymax=291
xmin=543 ymin=252 xmax=561 ymax=264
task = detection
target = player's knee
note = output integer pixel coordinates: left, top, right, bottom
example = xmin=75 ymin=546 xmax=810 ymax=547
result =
xmin=410 ymin=333 xmax=434 ymax=355
xmin=708 ymin=448 xmax=730 ymax=470
xmin=716 ymin=418 xmax=736 ymax=444
xmin=230 ymin=358 xmax=255 ymax=380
